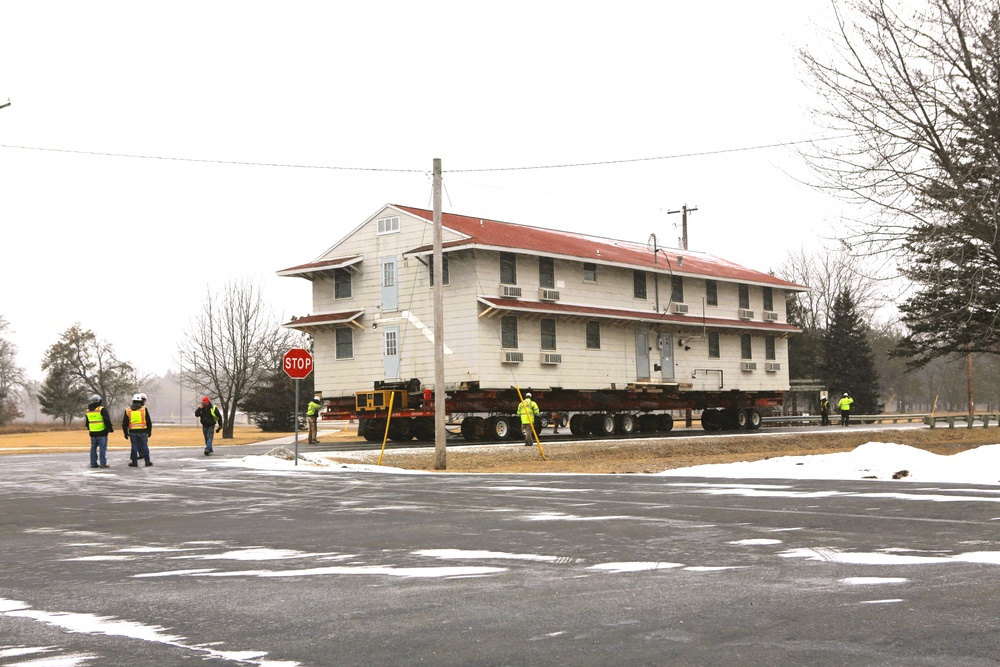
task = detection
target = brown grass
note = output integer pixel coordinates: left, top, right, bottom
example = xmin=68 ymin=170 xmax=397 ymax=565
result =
xmin=6 ymin=423 xmax=999 ymax=475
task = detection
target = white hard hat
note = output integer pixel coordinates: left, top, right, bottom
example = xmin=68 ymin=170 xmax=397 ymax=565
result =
xmin=525 ymin=392 xmax=532 ymax=398
xmin=132 ymin=393 xmax=143 ymax=402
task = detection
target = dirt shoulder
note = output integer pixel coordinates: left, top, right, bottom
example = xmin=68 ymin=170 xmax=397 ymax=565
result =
xmin=330 ymin=427 xmax=1000 ymax=474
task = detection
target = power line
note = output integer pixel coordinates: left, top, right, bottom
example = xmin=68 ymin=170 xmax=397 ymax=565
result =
xmin=0 ymin=135 xmax=853 ymax=174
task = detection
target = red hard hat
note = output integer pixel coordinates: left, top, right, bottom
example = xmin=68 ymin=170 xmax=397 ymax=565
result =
xmin=202 ymin=396 xmax=210 ymax=403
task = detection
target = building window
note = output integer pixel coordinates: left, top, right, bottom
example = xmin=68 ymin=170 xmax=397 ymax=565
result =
xmin=739 ymin=284 xmax=750 ymax=309
xmin=501 ymin=315 xmax=518 ymax=349
xmin=334 ymin=268 xmax=352 ymax=299
xmin=382 ymin=261 xmax=395 ymax=288
xmin=540 ymin=318 xmax=556 ymax=351
xmin=583 ymin=262 xmax=598 ymax=283
xmin=765 ymin=335 xmax=776 ymax=360
xmin=671 ymin=275 xmax=684 ymax=304
xmin=706 ymin=280 xmax=718 ymax=306
xmin=586 ymin=321 xmax=601 ymax=349
xmin=428 ymin=255 xmax=450 ymax=286
xmin=708 ymin=332 xmax=720 ymax=359
xmin=500 ymin=252 xmax=517 ymax=285
xmin=633 ymin=270 xmax=647 ymax=299
xmin=376 ymin=216 xmax=399 ymax=235
xmin=741 ymin=334 xmax=752 ymax=359
xmin=763 ymin=286 xmax=774 ymax=311
xmin=539 ymin=257 xmax=554 ymax=289
xmin=384 ymin=329 xmax=398 ymax=357
xmin=335 ymin=328 xmax=353 ymax=359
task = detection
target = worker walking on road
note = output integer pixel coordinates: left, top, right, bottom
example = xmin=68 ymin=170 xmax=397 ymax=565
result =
xmin=307 ymin=393 xmax=323 ymax=444
xmin=820 ymin=397 xmax=830 ymax=426
xmin=195 ymin=396 xmax=222 ymax=456
xmin=85 ymin=394 xmax=114 ymax=468
xmin=517 ymin=392 xmax=540 ymax=447
xmin=837 ymin=392 xmax=854 ymax=426
xmin=123 ymin=393 xmax=153 ymax=467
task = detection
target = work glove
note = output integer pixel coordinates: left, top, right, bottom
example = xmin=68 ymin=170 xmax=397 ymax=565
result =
xmin=123 ymin=433 xmax=129 ymax=439
xmin=215 ymin=427 xmax=222 ymax=433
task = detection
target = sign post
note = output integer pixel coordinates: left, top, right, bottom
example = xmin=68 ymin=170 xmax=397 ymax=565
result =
xmin=282 ymin=348 xmax=314 ymax=465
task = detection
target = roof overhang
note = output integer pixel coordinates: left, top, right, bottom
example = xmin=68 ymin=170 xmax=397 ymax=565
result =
xmin=477 ymin=297 xmax=801 ymax=335
xmin=276 ymin=255 xmax=363 ymax=281
xmin=282 ymin=309 xmax=365 ymax=334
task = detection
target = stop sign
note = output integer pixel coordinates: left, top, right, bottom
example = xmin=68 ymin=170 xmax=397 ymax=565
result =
xmin=282 ymin=348 xmax=313 ymax=379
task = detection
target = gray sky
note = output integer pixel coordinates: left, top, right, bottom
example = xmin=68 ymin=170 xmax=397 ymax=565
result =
xmin=0 ymin=1 xmax=845 ymax=381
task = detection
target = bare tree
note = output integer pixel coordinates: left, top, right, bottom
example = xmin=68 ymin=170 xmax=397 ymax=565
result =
xmin=179 ymin=277 xmax=298 ymax=438
xmin=0 ymin=317 xmax=26 ymax=425
xmin=777 ymin=246 xmax=890 ymax=328
xmin=801 ymin=1 xmax=1000 ymax=365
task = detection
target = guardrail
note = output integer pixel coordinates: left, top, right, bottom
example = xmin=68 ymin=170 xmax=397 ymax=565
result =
xmin=763 ymin=413 xmax=926 ymax=427
xmin=762 ymin=413 xmax=999 ymax=429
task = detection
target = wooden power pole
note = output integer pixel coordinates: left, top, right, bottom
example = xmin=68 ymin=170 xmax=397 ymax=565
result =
xmin=667 ymin=204 xmax=698 ymax=250
xmin=432 ymin=158 xmax=446 ymax=470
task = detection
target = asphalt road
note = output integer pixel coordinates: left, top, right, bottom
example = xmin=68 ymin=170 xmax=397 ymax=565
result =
xmin=2 ymin=443 xmax=998 ymax=667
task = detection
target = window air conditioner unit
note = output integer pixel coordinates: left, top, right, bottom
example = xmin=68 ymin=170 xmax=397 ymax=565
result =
xmin=503 ymin=351 xmax=524 ymax=364
xmin=765 ymin=362 xmax=781 ymax=372
xmin=541 ymin=353 xmax=562 ymax=364
xmin=740 ymin=361 xmax=757 ymax=371
xmin=738 ymin=308 xmax=755 ymax=320
xmin=672 ymin=303 xmax=689 ymax=314
xmin=501 ymin=285 xmax=522 ymax=299
xmin=764 ymin=311 xmax=779 ymax=321
xmin=539 ymin=288 xmax=560 ymax=301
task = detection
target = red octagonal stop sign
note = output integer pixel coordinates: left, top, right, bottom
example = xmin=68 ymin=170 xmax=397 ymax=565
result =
xmin=282 ymin=348 xmax=313 ymax=379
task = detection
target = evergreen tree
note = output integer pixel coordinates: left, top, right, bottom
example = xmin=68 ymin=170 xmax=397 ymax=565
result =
xmin=785 ymin=291 xmax=823 ymax=380
xmin=239 ymin=370 xmax=314 ymax=432
xmin=822 ymin=290 xmax=881 ymax=414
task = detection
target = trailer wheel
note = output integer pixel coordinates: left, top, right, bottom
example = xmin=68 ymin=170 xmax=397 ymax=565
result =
xmin=387 ymin=419 xmax=414 ymax=441
xmin=460 ymin=416 xmax=485 ymax=440
xmin=537 ymin=413 xmax=550 ymax=429
xmin=412 ymin=417 xmax=435 ymax=441
xmin=569 ymin=414 xmax=590 ymax=436
xmin=615 ymin=413 xmax=637 ymax=435
xmin=361 ymin=418 xmax=385 ymax=442
xmin=591 ymin=413 xmax=616 ymax=436
xmin=657 ymin=413 xmax=674 ymax=432
xmin=746 ymin=409 xmax=762 ymax=430
xmin=638 ymin=413 xmax=658 ymax=433
xmin=484 ymin=416 xmax=506 ymax=441
xmin=700 ymin=409 xmax=720 ymax=431
xmin=727 ymin=408 xmax=748 ymax=430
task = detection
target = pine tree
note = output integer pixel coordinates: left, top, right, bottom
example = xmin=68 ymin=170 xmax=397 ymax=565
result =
xmin=822 ymin=290 xmax=881 ymax=414
xmin=38 ymin=363 xmax=89 ymax=425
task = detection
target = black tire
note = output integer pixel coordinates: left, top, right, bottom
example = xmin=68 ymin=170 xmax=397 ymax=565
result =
xmin=615 ymin=413 xmax=637 ymax=435
xmin=569 ymin=414 xmax=590 ymax=436
xmin=361 ymin=418 xmax=385 ymax=442
xmin=639 ymin=413 xmax=658 ymax=433
xmin=484 ymin=416 xmax=505 ymax=441
xmin=387 ymin=418 xmax=414 ymax=441
xmin=746 ymin=409 xmax=762 ymax=430
xmin=700 ymin=410 xmax=720 ymax=431
xmin=460 ymin=416 xmax=485 ymax=441
xmin=734 ymin=409 xmax=749 ymax=430
xmin=591 ymin=413 xmax=616 ymax=436
xmin=537 ymin=414 xmax=550 ymax=429
xmin=412 ymin=417 xmax=435 ymax=441
xmin=657 ymin=413 xmax=674 ymax=432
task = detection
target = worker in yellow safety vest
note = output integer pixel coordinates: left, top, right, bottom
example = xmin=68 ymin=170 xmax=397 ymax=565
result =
xmin=123 ymin=393 xmax=154 ymax=467
xmin=85 ymin=394 xmax=114 ymax=468
xmin=837 ymin=392 xmax=854 ymax=427
xmin=307 ymin=394 xmax=324 ymax=444
xmin=516 ymin=392 xmax=540 ymax=447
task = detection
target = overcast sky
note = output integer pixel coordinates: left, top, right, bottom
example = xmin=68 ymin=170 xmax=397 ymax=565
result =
xmin=0 ymin=1 xmax=848 ymax=382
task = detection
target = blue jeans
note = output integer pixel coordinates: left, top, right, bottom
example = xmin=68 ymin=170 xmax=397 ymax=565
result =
xmin=89 ymin=435 xmax=108 ymax=467
xmin=202 ymin=425 xmax=215 ymax=451
xmin=130 ymin=432 xmax=151 ymax=462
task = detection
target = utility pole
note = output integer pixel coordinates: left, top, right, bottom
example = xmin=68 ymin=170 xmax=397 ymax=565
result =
xmin=667 ymin=204 xmax=698 ymax=250
xmin=432 ymin=158 xmax=446 ymax=470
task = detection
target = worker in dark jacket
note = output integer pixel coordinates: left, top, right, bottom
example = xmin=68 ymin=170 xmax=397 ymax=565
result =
xmin=195 ymin=396 xmax=223 ymax=455
xmin=123 ymin=393 xmax=153 ymax=467
xmin=85 ymin=394 xmax=114 ymax=468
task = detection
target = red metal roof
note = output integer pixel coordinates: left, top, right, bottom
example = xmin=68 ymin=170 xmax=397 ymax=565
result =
xmin=478 ymin=297 xmax=801 ymax=334
xmin=395 ymin=205 xmax=806 ymax=290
